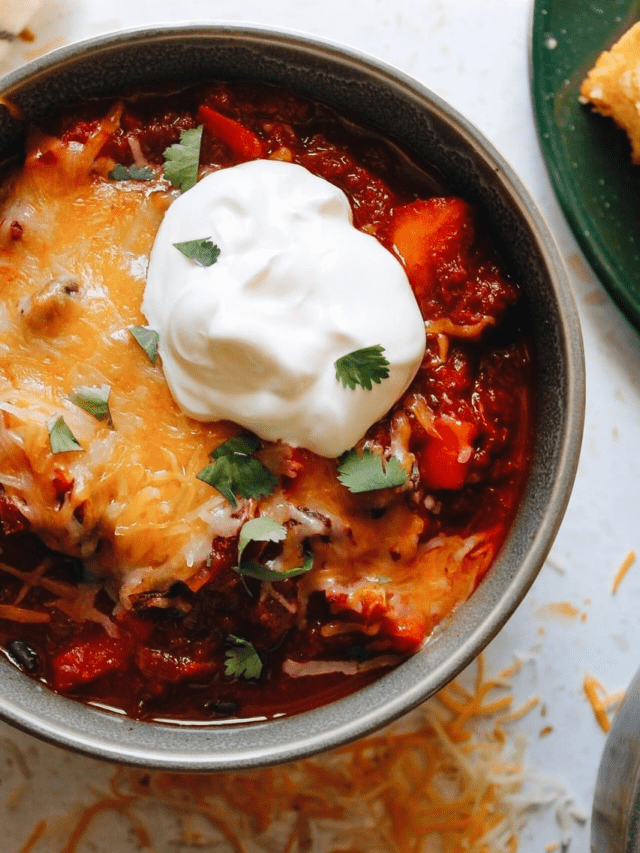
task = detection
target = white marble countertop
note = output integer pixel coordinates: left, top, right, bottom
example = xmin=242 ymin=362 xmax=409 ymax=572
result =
xmin=2 ymin=1 xmax=639 ymax=850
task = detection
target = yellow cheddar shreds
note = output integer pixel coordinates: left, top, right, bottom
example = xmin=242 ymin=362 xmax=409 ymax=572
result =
xmin=494 ymin=696 xmax=541 ymax=727
xmin=612 ymin=550 xmax=636 ymax=594
xmin=17 ymin=820 xmax=47 ymax=853
xmin=583 ymin=673 xmax=625 ymax=734
xmin=6 ymin=654 xmax=590 ymax=853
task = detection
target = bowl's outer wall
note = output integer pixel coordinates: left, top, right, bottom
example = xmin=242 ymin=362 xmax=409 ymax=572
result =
xmin=0 ymin=26 xmax=585 ymax=770
xmin=591 ymin=664 xmax=640 ymax=852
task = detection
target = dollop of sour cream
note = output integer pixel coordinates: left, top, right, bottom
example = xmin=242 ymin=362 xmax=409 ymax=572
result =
xmin=143 ymin=160 xmax=426 ymax=458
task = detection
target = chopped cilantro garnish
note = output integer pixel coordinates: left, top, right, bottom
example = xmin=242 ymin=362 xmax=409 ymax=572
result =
xmin=224 ymin=635 xmax=262 ymax=680
xmin=236 ymin=552 xmax=314 ymax=582
xmin=68 ymin=384 xmax=113 ymax=426
xmin=163 ymin=126 xmax=203 ymax=192
xmin=196 ymin=435 xmax=278 ymax=507
xmin=49 ymin=417 xmax=83 ymax=454
xmin=129 ymin=326 xmax=159 ymax=364
xmin=334 ymin=345 xmax=390 ymax=390
xmin=233 ymin=517 xmax=313 ymax=582
xmin=238 ymin=517 xmax=287 ymax=563
xmin=337 ymin=449 xmax=407 ymax=493
xmin=173 ymin=237 xmax=220 ymax=267
xmin=108 ymin=164 xmax=154 ymax=182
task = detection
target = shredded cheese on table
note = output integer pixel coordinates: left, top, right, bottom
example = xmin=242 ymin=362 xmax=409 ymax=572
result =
xmin=582 ymin=673 xmax=624 ymax=734
xmin=6 ymin=655 xmax=588 ymax=853
xmin=612 ymin=550 xmax=636 ymax=594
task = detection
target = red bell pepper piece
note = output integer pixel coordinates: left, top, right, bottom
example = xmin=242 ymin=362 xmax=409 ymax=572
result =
xmin=197 ymin=105 xmax=264 ymax=161
xmin=420 ymin=416 xmax=478 ymax=491
xmin=51 ymin=635 xmax=131 ymax=692
xmin=380 ymin=614 xmax=425 ymax=653
xmin=135 ymin=647 xmax=216 ymax=684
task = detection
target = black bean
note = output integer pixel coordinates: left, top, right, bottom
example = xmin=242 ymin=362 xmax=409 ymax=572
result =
xmin=7 ymin=640 xmax=40 ymax=674
xmin=205 ymin=699 xmax=239 ymax=716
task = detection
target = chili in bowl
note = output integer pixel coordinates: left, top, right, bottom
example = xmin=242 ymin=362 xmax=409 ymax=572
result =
xmin=0 ymin=24 xmax=584 ymax=770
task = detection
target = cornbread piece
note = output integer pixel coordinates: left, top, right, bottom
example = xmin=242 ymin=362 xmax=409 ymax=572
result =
xmin=580 ymin=21 xmax=640 ymax=163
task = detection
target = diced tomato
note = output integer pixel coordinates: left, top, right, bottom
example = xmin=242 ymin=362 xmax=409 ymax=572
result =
xmin=115 ymin=609 xmax=154 ymax=642
xmin=0 ymin=490 xmax=28 ymax=535
xmin=389 ymin=197 xmax=474 ymax=299
xmin=51 ymin=635 xmax=132 ymax=692
xmin=197 ymin=105 xmax=264 ymax=161
xmin=380 ymin=614 xmax=425 ymax=652
xmin=35 ymin=150 xmax=57 ymax=166
xmin=52 ymin=466 xmax=74 ymax=504
xmin=419 ymin=416 xmax=478 ymax=491
xmin=184 ymin=535 xmax=237 ymax=592
xmin=280 ymin=446 xmax=312 ymax=495
xmin=135 ymin=647 xmax=215 ymax=684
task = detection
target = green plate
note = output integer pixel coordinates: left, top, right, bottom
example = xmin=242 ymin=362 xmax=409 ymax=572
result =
xmin=531 ymin=0 xmax=640 ymax=331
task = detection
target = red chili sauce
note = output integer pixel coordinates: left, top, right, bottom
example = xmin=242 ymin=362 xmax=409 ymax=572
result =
xmin=0 ymin=82 xmax=534 ymax=722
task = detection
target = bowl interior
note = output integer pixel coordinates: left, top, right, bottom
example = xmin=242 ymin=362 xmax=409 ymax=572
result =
xmin=0 ymin=24 xmax=585 ymax=770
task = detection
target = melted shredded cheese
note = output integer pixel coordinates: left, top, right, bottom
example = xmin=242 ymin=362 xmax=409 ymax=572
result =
xmin=0 ymin=115 xmax=496 ymax=636
xmin=0 ymin=120 xmax=243 ymax=602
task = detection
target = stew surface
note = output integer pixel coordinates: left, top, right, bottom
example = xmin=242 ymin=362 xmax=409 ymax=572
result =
xmin=0 ymin=82 xmax=534 ymax=722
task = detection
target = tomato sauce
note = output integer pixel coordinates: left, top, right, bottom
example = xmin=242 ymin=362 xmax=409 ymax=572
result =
xmin=0 ymin=82 xmax=534 ymax=722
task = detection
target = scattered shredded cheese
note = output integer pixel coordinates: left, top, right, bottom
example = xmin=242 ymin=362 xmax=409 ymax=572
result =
xmin=6 ymin=654 xmax=588 ymax=853
xmin=17 ymin=820 xmax=46 ymax=853
xmin=612 ymin=550 xmax=636 ymax=594
xmin=494 ymin=696 xmax=541 ymax=726
xmin=583 ymin=673 xmax=625 ymax=733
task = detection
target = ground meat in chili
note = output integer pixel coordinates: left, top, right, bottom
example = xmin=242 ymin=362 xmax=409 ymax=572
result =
xmin=0 ymin=81 xmax=534 ymax=722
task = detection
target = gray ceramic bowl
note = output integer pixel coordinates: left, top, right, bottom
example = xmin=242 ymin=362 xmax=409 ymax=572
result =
xmin=0 ymin=23 xmax=584 ymax=771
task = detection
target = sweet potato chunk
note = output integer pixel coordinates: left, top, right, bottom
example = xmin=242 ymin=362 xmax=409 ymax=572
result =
xmin=390 ymin=197 xmax=475 ymax=299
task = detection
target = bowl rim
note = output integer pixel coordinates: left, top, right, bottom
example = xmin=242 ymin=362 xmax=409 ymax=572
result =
xmin=0 ymin=21 xmax=585 ymax=771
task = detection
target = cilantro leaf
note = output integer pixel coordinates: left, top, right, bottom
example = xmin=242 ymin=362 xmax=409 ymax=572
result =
xmin=233 ymin=518 xmax=313 ymax=582
xmin=238 ymin=517 xmax=287 ymax=564
xmin=224 ymin=635 xmax=262 ymax=680
xmin=215 ymin=435 xmax=261 ymax=457
xmin=49 ymin=417 xmax=83 ymax=454
xmin=236 ymin=552 xmax=314 ymax=582
xmin=335 ymin=345 xmax=390 ymax=390
xmin=173 ymin=237 xmax=220 ymax=267
xmin=129 ymin=326 xmax=159 ymax=364
xmin=163 ymin=126 xmax=203 ymax=191
xmin=337 ymin=449 xmax=407 ymax=493
xmin=68 ymin=384 xmax=113 ymax=426
xmin=196 ymin=435 xmax=278 ymax=507
xmin=108 ymin=164 xmax=154 ymax=182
